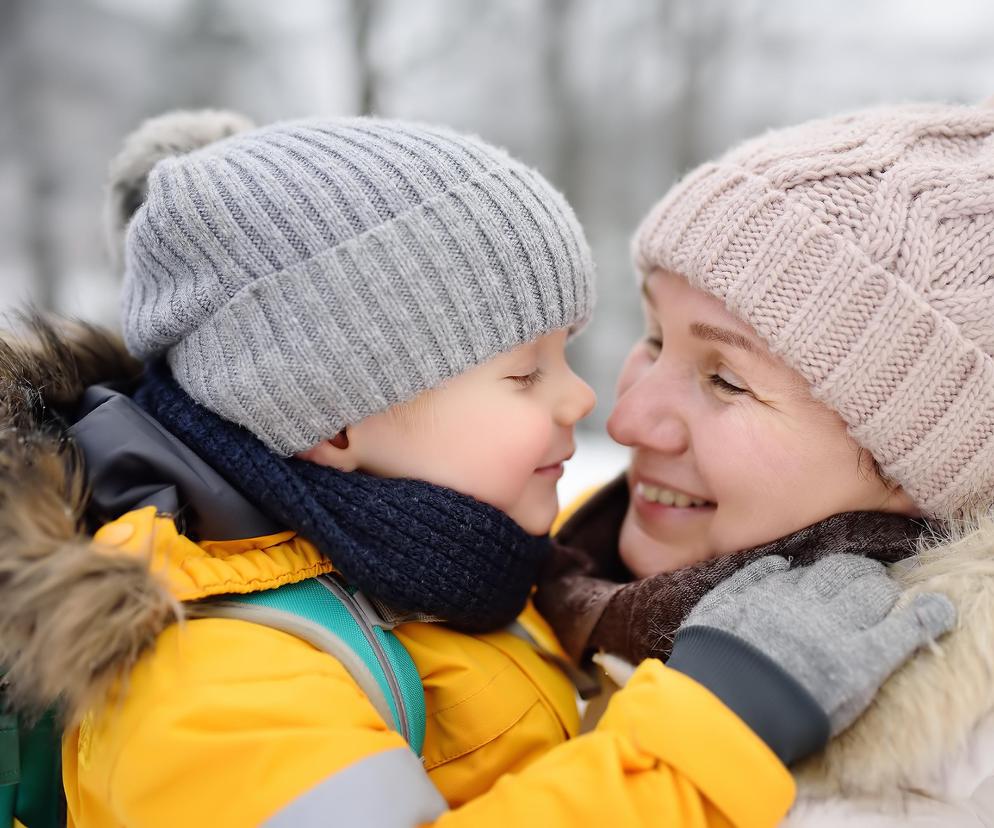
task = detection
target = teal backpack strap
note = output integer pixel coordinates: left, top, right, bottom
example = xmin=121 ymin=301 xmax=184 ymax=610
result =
xmin=196 ymin=575 xmax=426 ymax=756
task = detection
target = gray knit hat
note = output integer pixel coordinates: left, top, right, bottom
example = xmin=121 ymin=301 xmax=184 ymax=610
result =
xmin=111 ymin=112 xmax=595 ymax=455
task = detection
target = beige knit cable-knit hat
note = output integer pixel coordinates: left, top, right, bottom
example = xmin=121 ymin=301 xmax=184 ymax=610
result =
xmin=634 ymin=101 xmax=994 ymax=517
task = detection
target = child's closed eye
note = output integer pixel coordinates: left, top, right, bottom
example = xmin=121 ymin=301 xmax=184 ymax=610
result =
xmin=507 ymin=369 xmax=544 ymax=388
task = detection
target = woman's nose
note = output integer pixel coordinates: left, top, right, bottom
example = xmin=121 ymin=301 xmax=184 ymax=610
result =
xmin=607 ymin=368 xmax=689 ymax=454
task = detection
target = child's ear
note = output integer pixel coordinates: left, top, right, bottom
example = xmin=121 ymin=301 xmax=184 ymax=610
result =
xmin=295 ymin=430 xmax=359 ymax=472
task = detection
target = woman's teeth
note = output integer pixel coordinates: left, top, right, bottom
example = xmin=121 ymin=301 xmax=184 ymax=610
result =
xmin=635 ymin=481 xmax=710 ymax=508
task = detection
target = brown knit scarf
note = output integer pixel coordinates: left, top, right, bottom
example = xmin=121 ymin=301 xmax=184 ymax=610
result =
xmin=535 ymin=475 xmax=932 ymax=664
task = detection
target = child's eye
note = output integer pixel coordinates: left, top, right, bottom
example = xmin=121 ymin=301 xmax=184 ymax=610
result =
xmin=708 ymin=372 xmax=749 ymax=395
xmin=644 ymin=336 xmax=662 ymax=356
xmin=508 ymin=369 xmax=543 ymax=388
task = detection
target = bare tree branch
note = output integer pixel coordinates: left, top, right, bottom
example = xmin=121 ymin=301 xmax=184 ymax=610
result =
xmin=4 ymin=0 xmax=60 ymax=311
xmin=351 ymin=0 xmax=378 ymax=115
xmin=541 ymin=0 xmax=582 ymax=204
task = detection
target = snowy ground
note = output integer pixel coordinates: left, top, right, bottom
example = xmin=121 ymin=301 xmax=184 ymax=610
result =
xmin=558 ymin=430 xmax=630 ymax=507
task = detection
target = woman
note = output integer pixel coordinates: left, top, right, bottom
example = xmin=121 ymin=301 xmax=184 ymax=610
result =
xmin=539 ymin=99 xmax=994 ymax=824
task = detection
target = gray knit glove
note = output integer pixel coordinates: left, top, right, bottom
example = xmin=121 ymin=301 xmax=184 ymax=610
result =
xmin=679 ymin=553 xmax=956 ymax=737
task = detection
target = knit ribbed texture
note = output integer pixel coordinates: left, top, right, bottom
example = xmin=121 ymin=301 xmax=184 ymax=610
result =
xmin=120 ymin=117 xmax=595 ymax=454
xmin=634 ymin=102 xmax=994 ymax=517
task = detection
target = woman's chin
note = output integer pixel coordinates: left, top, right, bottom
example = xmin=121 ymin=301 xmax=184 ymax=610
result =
xmin=618 ymin=505 xmax=713 ymax=577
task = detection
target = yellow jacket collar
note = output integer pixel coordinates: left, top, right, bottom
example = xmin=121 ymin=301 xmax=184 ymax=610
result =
xmin=94 ymin=505 xmax=334 ymax=602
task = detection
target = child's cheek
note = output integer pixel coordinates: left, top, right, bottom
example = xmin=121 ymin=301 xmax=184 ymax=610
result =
xmin=511 ymin=415 xmax=556 ymax=479
xmin=483 ymin=414 xmax=549 ymax=501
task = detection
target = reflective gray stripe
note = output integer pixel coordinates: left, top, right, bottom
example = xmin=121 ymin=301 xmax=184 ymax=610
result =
xmin=263 ymin=747 xmax=448 ymax=827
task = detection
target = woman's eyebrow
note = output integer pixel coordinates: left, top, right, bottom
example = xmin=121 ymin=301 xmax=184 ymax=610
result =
xmin=690 ymin=322 xmax=777 ymax=365
xmin=639 ymin=279 xmax=778 ymax=366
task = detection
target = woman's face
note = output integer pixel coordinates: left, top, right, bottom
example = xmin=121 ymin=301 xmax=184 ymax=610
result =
xmin=609 ymin=269 xmax=919 ymax=577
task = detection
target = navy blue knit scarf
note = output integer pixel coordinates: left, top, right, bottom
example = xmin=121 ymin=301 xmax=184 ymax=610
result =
xmin=134 ymin=363 xmax=550 ymax=633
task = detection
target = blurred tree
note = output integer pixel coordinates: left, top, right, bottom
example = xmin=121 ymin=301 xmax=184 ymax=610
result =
xmin=541 ymin=0 xmax=581 ymax=204
xmin=3 ymin=0 xmax=59 ymax=310
xmin=351 ymin=0 xmax=379 ymax=116
xmin=158 ymin=0 xmax=257 ymax=113
xmin=664 ymin=0 xmax=735 ymax=177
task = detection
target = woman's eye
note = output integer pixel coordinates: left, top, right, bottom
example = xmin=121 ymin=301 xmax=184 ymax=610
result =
xmin=508 ymin=369 xmax=543 ymax=388
xmin=708 ymin=372 xmax=749 ymax=395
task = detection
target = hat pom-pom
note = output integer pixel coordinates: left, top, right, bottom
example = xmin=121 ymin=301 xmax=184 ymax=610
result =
xmin=103 ymin=109 xmax=254 ymax=273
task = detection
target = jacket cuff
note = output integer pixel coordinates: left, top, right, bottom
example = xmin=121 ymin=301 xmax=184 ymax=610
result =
xmin=667 ymin=625 xmax=829 ymax=766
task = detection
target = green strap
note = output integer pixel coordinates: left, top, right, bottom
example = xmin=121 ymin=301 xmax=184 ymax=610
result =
xmin=0 ymin=711 xmax=18 ymax=827
xmin=0 ymin=708 xmax=63 ymax=828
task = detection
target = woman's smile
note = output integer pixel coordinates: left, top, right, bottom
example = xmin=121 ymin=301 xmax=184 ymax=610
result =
xmin=633 ymin=478 xmax=713 ymax=508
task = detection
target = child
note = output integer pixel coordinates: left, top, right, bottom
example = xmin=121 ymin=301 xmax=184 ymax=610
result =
xmin=0 ymin=111 xmax=948 ymax=828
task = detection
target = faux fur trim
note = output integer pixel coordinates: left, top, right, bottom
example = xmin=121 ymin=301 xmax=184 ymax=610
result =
xmin=0 ymin=311 xmax=142 ymax=417
xmin=796 ymin=517 xmax=994 ymax=801
xmin=784 ymin=791 xmax=990 ymax=826
xmin=0 ymin=314 xmax=179 ymax=723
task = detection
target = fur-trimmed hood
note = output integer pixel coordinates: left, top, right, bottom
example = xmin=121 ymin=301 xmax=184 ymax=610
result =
xmin=0 ymin=316 xmax=178 ymax=723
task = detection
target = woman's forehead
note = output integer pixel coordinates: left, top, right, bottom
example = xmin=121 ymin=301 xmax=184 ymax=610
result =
xmin=642 ymin=269 xmax=755 ymax=337
xmin=642 ymin=268 xmax=808 ymax=381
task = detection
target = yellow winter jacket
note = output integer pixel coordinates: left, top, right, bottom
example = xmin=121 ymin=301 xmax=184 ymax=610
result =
xmin=63 ymin=505 xmax=794 ymax=827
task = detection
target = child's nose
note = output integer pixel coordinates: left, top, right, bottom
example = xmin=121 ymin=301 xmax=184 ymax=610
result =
xmin=557 ymin=372 xmax=596 ymax=426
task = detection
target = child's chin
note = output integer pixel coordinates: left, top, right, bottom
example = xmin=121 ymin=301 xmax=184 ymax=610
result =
xmin=515 ymin=508 xmax=557 ymax=537
xmin=506 ymin=488 xmax=559 ymax=536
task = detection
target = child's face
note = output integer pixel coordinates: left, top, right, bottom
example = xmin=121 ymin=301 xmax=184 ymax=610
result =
xmin=301 ymin=329 xmax=595 ymax=535
xmin=608 ymin=269 xmax=919 ymax=577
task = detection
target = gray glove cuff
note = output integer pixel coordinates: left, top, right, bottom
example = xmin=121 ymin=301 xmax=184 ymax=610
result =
xmin=668 ymin=625 xmax=830 ymax=766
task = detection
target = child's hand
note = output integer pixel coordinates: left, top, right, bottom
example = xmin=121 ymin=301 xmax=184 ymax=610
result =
xmin=667 ymin=554 xmax=955 ymax=763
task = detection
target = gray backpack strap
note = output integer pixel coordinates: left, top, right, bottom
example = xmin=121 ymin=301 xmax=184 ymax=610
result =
xmin=193 ymin=574 xmax=426 ymax=755
xmin=505 ymin=621 xmax=601 ymax=700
